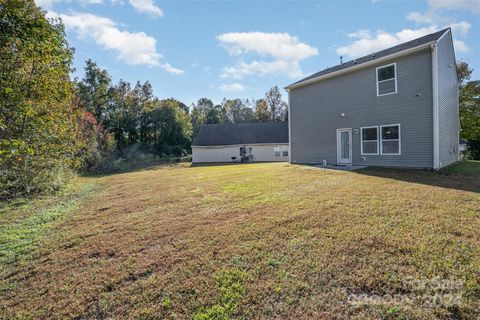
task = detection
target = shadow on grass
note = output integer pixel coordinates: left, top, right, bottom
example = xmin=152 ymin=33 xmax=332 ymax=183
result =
xmin=355 ymin=165 xmax=480 ymax=193
xmin=80 ymin=161 xmax=189 ymax=178
xmin=190 ymin=162 xmax=250 ymax=168
xmin=189 ymin=161 xmax=288 ymax=168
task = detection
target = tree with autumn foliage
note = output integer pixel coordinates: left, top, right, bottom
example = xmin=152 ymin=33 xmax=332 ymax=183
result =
xmin=0 ymin=0 xmax=84 ymax=199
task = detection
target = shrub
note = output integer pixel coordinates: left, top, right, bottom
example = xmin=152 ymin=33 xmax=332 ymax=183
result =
xmin=0 ymin=158 xmax=76 ymax=200
xmin=465 ymin=138 xmax=480 ymax=160
xmin=78 ymin=112 xmax=116 ymax=172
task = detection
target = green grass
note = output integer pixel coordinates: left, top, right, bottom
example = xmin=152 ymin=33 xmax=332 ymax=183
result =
xmin=0 ymin=178 xmax=100 ymax=292
xmin=442 ymin=160 xmax=480 ymax=175
xmin=0 ymin=181 xmax=99 ymax=265
xmin=1 ymin=162 xmax=479 ymax=319
xmin=194 ymin=269 xmax=248 ymax=320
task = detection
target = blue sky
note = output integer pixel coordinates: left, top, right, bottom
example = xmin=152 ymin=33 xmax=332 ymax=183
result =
xmin=37 ymin=0 xmax=479 ymax=106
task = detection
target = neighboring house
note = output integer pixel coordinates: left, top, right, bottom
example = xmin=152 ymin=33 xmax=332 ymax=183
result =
xmin=192 ymin=122 xmax=289 ymax=163
xmin=285 ymin=28 xmax=459 ymax=169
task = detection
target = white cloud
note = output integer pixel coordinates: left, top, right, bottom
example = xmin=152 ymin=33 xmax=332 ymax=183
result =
xmin=217 ymin=32 xmax=317 ymax=79
xmin=407 ymin=11 xmax=444 ymax=25
xmin=36 ymin=0 xmax=104 ymax=8
xmin=453 ymin=39 xmax=469 ymax=53
xmin=450 ymin=21 xmax=471 ymax=36
xmin=128 ymin=0 xmax=163 ymax=17
xmin=217 ymin=32 xmax=318 ymax=61
xmin=428 ymin=0 xmax=480 ymax=14
xmin=339 ymin=0 xmax=473 ymax=59
xmin=221 ymin=60 xmax=302 ymax=79
xmin=336 ymin=27 xmax=439 ymax=58
xmin=160 ymin=62 xmax=184 ymax=75
xmin=35 ymin=0 xmax=58 ymax=8
xmin=35 ymin=0 xmax=164 ymax=17
xmin=49 ymin=11 xmax=182 ymax=72
xmin=403 ymin=0 xmax=473 ymax=55
xmin=218 ymin=83 xmax=246 ymax=92
xmin=407 ymin=12 xmax=471 ymax=37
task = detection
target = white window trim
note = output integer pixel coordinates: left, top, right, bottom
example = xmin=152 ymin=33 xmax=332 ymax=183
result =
xmin=360 ymin=126 xmax=379 ymax=155
xmin=274 ymin=145 xmax=281 ymax=157
xmin=376 ymin=63 xmax=397 ymax=97
xmin=274 ymin=145 xmax=288 ymax=157
xmin=380 ymin=124 xmax=401 ymax=155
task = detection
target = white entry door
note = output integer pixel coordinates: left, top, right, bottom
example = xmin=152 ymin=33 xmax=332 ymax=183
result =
xmin=336 ymin=128 xmax=352 ymax=165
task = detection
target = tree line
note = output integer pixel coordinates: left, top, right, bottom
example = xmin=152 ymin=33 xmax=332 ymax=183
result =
xmin=76 ymin=59 xmax=288 ymax=166
xmin=0 ymin=0 xmax=288 ymax=200
xmin=1 ymin=0 xmax=479 ymax=201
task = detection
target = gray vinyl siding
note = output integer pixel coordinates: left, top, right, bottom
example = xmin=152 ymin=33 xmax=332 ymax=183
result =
xmin=290 ymin=48 xmax=434 ymax=168
xmin=436 ymin=32 xmax=460 ymax=167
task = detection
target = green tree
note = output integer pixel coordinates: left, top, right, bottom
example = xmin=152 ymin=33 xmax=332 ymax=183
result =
xmin=108 ymin=79 xmax=131 ymax=148
xmin=457 ymin=61 xmax=480 ymax=141
xmin=150 ymin=99 xmax=192 ymax=154
xmin=265 ymin=86 xmax=288 ymax=122
xmin=191 ymin=98 xmax=220 ymax=136
xmin=0 ymin=0 xmax=82 ymax=199
xmin=223 ymin=99 xmax=255 ymax=123
xmin=76 ymin=59 xmax=112 ymax=124
xmin=255 ymin=99 xmax=272 ymax=122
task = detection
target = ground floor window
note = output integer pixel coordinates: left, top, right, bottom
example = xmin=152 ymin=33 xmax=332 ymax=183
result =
xmin=361 ymin=126 xmax=379 ymax=155
xmin=274 ymin=145 xmax=288 ymax=157
xmin=240 ymin=146 xmax=253 ymax=156
xmin=380 ymin=124 xmax=401 ymax=155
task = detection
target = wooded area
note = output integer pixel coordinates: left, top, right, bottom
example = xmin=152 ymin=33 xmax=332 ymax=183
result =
xmin=0 ymin=0 xmax=289 ymax=200
xmin=1 ymin=0 xmax=479 ymax=200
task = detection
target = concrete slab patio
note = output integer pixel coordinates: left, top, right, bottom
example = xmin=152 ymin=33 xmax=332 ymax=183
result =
xmin=302 ymin=164 xmax=367 ymax=171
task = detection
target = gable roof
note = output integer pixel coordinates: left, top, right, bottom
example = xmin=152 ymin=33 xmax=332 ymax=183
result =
xmin=286 ymin=28 xmax=450 ymax=90
xmin=192 ymin=122 xmax=289 ymax=146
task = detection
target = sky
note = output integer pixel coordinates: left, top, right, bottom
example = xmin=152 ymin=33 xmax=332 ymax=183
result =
xmin=36 ymin=0 xmax=480 ymax=106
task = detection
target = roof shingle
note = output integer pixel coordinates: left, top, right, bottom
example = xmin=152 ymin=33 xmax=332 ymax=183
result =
xmin=192 ymin=122 xmax=289 ymax=146
xmin=288 ymin=28 xmax=449 ymax=88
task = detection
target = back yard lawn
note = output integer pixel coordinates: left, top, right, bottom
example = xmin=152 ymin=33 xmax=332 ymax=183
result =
xmin=1 ymin=162 xmax=479 ymax=319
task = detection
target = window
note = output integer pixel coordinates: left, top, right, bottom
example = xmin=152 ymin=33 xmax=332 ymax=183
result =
xmin=274 ymin=145 xmax=288 ymax=157
xmin=376 ymin=63 xmax=397 ymax=96
xmin=361 ymin=126 xmax=378 ymax=155
xmin=380 ymin=124 xmax=401 ymax=155
xmin=274 ymin=146 xmax=280 ymax=157
xmin=240 ymin=146 xmax=253 ymax=156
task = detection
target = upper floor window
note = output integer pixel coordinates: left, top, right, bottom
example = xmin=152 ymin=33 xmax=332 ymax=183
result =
xmin=376 ymin=63 xmax=397 ymax=96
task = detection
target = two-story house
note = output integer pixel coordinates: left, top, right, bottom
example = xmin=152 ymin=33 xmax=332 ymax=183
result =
xmin=285 ymin=28 xmax=459 ymax=169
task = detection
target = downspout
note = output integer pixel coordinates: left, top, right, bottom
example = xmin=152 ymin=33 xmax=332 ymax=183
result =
xmin=431 ymin=43 xmax=440 ymax=170
xmin=286 ymin=88 xmax=292 ymax=163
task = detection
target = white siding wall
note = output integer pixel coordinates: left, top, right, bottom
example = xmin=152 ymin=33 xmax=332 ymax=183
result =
xmin=192 ymin=144 xmax=289 ymax=163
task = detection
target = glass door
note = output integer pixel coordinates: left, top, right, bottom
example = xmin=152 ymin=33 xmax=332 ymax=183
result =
xmin=337 ymin=128 xmax=352 ymax=165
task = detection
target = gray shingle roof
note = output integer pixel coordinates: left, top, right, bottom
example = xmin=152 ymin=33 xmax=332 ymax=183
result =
xmin=288 ymin=28 xmax=449 ymax=88
xmin=192 ymin=122 xmax=289 ymax=146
